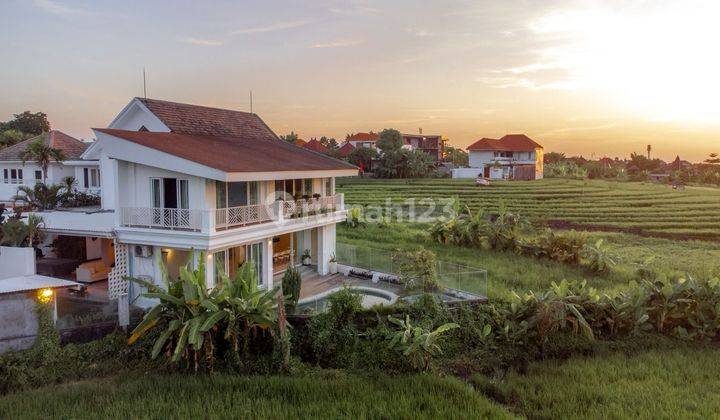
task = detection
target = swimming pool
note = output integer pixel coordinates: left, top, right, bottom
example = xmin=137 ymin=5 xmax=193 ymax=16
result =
xmin=297 ymin=286 xmax=398 ymax=312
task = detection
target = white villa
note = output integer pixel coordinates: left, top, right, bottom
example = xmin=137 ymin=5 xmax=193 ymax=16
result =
xmin=22 ymin=97 xmax=357 ymax=323
xmin=0 ymin=130 xmax=100 ymax=204
xmin=452 ymin=134 xmax=544 ymax=180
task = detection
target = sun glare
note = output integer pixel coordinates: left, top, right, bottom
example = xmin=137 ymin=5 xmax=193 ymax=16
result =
xmin=532 ymin=2 xmax=720 ymax=124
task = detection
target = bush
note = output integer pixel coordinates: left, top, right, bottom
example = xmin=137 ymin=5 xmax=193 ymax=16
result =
xmin=281 ymin=266 xmax=302 ymax=313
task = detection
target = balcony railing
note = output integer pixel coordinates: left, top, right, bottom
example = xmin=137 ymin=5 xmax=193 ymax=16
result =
xmin=282 ymin=195 xmax=340 ymax=219
xmin=215 ymin=203 xmax=275 ymax=230
xmin=120 ymin=207 xmax=203 ymax=231
xmin=119 ymin=194 xmax=344 ymax=233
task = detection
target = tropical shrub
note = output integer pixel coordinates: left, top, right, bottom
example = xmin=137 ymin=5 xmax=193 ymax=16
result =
xmin=127 ymin=255 xmax=279 ymax=371
xmin=386 ymin=315 xmax=458 ymax=372
xmin=12 ymin=183 xmax=63 ymax=210
xmin=281 ymin=265 xmax=302 ymax=313
xmin=344 ymin=207 xmax=366 ymax=228
xmin=582 ymin=239 xmax=617 ymax=272
xmin=392 ymin=248 xmax=439 ymax=292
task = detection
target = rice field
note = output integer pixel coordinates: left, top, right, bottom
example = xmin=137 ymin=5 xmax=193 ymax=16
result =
xmin=337 ymin=178 xmax=720 ymax=239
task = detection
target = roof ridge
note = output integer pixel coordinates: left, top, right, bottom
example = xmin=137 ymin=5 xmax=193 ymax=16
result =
xmin=137 ymin=97 xmax=255 ymax=116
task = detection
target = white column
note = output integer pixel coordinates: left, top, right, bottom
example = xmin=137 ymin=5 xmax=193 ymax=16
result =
xmin=263 ymin=238 xmax=273 ymax=289
xmin=118 ymin=294 xmax=130 ymax=327
xmin=316 ymin=224 xmax=336 ymax=276
xmin=197 ymin=249 xmax=215 ymax=289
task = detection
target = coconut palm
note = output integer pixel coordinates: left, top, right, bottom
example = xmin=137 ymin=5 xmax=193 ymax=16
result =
xmin=24 ymin=214 xmax=44 ymax=247
xmin=60 ymin=176 xmax=76 ymax=201
xmin=13 ymin=183 xmax=63 ymax=210
xmin=0 ymin=219 xmax=28 ymax=247
xmin=19 ymin=136 xmax=65 ymax=183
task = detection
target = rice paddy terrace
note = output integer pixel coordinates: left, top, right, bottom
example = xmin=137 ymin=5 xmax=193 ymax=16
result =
xmin=337 ymin=178 xmax=720 ymax=240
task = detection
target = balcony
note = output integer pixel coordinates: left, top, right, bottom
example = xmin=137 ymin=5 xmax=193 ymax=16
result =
xmin=119 ymin=194 xmax=344 ymax=233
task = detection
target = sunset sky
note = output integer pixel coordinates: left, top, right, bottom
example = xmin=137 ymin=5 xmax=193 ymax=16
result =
xmin=1 ymin=0 xmax=718 ymax=161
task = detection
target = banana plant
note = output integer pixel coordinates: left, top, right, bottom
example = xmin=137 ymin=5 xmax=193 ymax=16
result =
xmin=387 ymin=315 xmax=458 ymax=372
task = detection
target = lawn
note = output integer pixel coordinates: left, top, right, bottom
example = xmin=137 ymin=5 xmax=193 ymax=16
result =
xmin=337 ymin=222 xmax=720 ymax=299
xmin=0 ymin=373 xmax=513 ymax=420
xmin=337 ymin=178 xmax=720 ymax=239
xmin=492 ymin=345 xmax=720 ymax=419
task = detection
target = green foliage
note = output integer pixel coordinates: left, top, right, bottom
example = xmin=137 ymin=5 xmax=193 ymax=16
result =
xmin=392 ymin=248 xmax=439 ymax=291
xmin=0 ymin=373 xmax=513 ymax=419
xmin=0 ymin=111 xmax=50 ymax=136
xmin=347 ymin=146 xmax=377 ymax=168
xmin=583 ymin=238 xmax=617 ymax=272
xmin=279 ymin=131 xmax=299 ymax=143
xmin=12 ymin=183 xmax=63 ymax=210
xmin=443 ymin=145 xmax=469 ymax=166
xmin=375 ymin=128 xmax=403 ymax=153
xmin=281 ymin=265 xmax=302 ymax=313
xmin=1 ymin=219 xmax=29 ymax=246
xmin=386 ymin=315 xmax=458 ymax=372
xmin=18 ymin=136 xmax=65 ymax=182
xmin=545 ymin=161 xmax=588 ymax=178
xmin=127 ymin=255 xmax=279 ymax=371
xmin=0 ymin=129 xmax=32 ymax=148
xmin=343 ymin=207 xmax=366 ymax=228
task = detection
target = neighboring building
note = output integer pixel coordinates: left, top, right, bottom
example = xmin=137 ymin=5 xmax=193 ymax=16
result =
xmin=294 ymin=138 xmax=307 ymax=147
xmin=401 ymin=133 xmax=444 ymax=163
xmin=453 ymin=134 xmax=543 ymax=180
xmin=341 ymin=131 xmax=444 ymax=163
xmin=337 ymin=142 xmax=355 ymax=158
xmin=303 ymin=139 xmax=329 ymax=154
xmin=345 ymin=132 xmax=379 ymax=149
xmin=0 ymin=131 xmax=99 ymax=204
xmin=28 ymin=97 xmax=357 ymax=322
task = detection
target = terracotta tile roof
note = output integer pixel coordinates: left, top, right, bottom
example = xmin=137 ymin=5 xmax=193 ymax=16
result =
xmin=346 ymin=132 xmax=379 ymax=142
xmin=294 ymin=138 xmax=307 ymax=146
xmin=303 ymin=139 xmax=329 ymax=153
xmin=467 ymin=134 xmax=542 ymax=152
xmin=137 ymin=97 xmax=278 ymax=139
xmin=337 ymin=142 xmax=355 ymax=157
xmin=0 ymin=130 xmax=89 ymax=161
xmin=94 ymin=129 xmax=357 ymax=173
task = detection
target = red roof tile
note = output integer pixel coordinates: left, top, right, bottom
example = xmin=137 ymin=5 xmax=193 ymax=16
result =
xmin=346 ymin=132 xmax=379 ymax=142
xmin=94 ymin=129 xmax=356 ymax=173
xmin=294 ymin=138 xmax=307 ymax=146
xmin=303 ymin=139 xmax=329 ymax=154
xmin=337 ymin=142 xmax=355 ymax=157
xmin=467 ymin=134 xmax=542 ymax=152
xmin=0 ymin=130 xmax=89 ymax=161
xmin=138 ymin=98 xmax=277 ymax=140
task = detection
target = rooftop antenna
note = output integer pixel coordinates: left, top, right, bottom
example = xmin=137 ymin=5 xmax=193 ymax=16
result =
xmin=142 ymin=67 xmax=147 ymax=99
xmin=249 ymin=90 xmax=253 ymax=114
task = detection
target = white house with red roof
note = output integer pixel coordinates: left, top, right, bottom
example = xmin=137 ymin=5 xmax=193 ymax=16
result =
xmin=0 ymin=130 xmax=99 ymax=204
xmin=23 ymin=97 xmax=357 ymax=323
xmin=453 ymin=134 xmax=544 ymax=180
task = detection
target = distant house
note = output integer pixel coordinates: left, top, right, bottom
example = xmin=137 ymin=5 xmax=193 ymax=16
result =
xmin=453 ymin=134 xmax=543 ymax=180
xmin=337 ymin=142 xmax=355 ymax=158
xmin=341 ymin=131 xmax=444 ymax=163
xmin=303 ymin=139 xmax=329 ymax=154
xmin=294 ymin=138 xmax=307 ymax=147
xmin=345 ymin=132 xmax=379 ymax=149
xmin=0 ymin=130 xmax=97 ymax=204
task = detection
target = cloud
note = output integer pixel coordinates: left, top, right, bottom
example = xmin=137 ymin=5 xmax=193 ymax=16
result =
xmin=310 ymin=40 xmax=362 ymax=49
xmin=182 ymin=37 xmax=224 ymax=46
xmin=230 ymin=20 xmax=309 ymax=35
xmin=34 ymin=0 xmax=89 ymax=15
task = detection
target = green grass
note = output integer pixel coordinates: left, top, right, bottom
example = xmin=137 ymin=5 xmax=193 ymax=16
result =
xmin=494 ymin=346 xmax=720 ymax=419
xmin=0 ymin=373 xmax=514 ymax=420
xmin=337 ymin=223 xmax=720 ymax=299
xmin=337 ymin=178 xmax=720 ymax=238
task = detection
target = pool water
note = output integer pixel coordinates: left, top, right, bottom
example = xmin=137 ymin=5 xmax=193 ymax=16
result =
xmin=298 ymin=287 xmax=396 ymax=312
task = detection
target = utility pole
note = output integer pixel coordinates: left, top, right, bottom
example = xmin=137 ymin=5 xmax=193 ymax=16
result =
xmin=142 ymin=67 xmax=147 ymax=99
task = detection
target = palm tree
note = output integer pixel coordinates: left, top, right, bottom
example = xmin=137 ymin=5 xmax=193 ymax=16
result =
xmin=24 ymin=214 xmax=44 ymax=247
xmin=13 ymin=183 xmax=63 ymax=210
xmin=60 ymin=176 xmax=76 ymax=201
xmin=19 ymin=136 xmax=65 ymax=183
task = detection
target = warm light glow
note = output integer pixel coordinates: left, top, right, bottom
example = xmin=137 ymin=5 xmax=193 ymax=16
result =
xmin=529 ymin=2 xmax=720 ymax=123
xmin=37 ymin=288 xmax=54 ymax=303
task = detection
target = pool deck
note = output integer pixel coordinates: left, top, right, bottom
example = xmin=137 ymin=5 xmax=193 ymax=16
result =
xmin=275 ymin=266 xmax=402 ymax=300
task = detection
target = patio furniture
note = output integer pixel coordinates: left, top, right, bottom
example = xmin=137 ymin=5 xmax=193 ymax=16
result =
xmin=76 ymin=259 xmax=111 ymax=283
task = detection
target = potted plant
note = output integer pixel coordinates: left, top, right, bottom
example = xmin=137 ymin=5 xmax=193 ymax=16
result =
xmin=302 ymin=249 xmax=312 ymax=266
xmin=328 ymin=253 xmax=338 ymax=274
xmin=312 ymin=193 xmax=321 ymax=200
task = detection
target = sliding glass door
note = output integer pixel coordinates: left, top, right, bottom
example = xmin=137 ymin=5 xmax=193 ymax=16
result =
xmin=150 ymin=178 xmax=189 ymax=226
xmin=213 ymin=242 xmax=264 ymax=286
xmin=216 ymin=181 xmax=259 ymax=208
